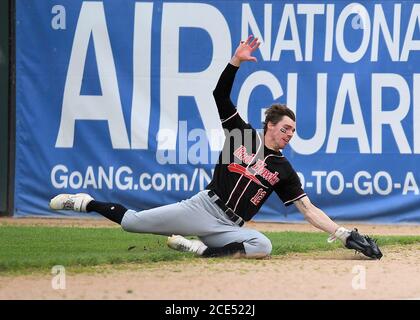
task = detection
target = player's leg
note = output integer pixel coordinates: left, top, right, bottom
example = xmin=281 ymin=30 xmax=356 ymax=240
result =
xmin=120 ymin=199 xmax=232 ymax=236
xmin=167 ymin=235 xmax=246 ymax=257
xmin=49 ymin=192 xmax=230 ymax=238
xmin=86 ymin=200 xmax=127 ymax=224
xmin=168 ymin=228 xmax=272 ymax=258
xmin=200 ymin=228 xmax=272 ymax=258
xmin=49 ymin=193 xmax=128 ymax=224
xmin=49 ymin=193 xmax=211 ymax=233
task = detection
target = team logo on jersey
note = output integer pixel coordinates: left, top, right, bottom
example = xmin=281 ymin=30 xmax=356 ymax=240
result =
xmin=227 ymin=163 xmax=267 ymax=188
xmin=232 ymin=146 xmax=280 ymax=186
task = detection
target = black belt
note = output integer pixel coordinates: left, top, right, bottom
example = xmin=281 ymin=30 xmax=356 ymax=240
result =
xmin=207 ymin=190 xmax=245 ymax=227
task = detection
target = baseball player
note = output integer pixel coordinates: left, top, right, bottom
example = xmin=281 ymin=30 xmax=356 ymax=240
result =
xmin=50 ymin=36 xmax=382 ymax=259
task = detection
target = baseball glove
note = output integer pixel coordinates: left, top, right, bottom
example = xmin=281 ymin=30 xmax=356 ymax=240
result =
xmin=345 ymin=228 xmax=383 ymax=260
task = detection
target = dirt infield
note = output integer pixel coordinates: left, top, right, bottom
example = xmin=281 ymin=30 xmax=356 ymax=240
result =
xmin=1 ymin=217 xmax=420 ymax=300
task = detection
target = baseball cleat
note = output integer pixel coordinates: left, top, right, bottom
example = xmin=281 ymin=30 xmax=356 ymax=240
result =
xmin=167 ymin=235 xmax=207 ymax=256
xmin=49 ymin=193 xmax=94 ymax=212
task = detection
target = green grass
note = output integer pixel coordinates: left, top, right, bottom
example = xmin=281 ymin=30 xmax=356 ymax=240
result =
xmin=1 ymin=225 xmax=420 ymax=274
xmin=0 ymin=226 xmax=181 ymax=274
xmin=266 ymin=231 xmax=420 ymax=255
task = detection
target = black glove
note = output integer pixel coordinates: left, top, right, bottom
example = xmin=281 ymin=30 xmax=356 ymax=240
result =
xmin=345 ymin=228 xmax=383 ymax=260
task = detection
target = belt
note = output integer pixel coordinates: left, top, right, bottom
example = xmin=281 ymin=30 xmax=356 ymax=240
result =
xmin=207 ymin=190 xmax=245 ymax=227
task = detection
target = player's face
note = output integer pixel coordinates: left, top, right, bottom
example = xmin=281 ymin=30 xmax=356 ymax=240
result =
xmin=268 ymin=116 xmax=296 ymax=149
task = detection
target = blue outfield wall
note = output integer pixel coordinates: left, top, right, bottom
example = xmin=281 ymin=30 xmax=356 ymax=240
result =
xmin=15 ymin=0 xmax=420 ymax=222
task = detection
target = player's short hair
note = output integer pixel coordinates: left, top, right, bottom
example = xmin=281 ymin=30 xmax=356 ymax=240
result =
xmin=263 ymin=104 xmax=296 ymax=134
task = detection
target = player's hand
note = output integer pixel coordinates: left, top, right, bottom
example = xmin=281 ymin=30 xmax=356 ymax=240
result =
xmin=231 ymin=35 xmax=260 ymax=66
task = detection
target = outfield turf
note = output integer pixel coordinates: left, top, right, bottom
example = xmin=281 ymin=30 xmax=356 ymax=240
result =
xmin=1 ymin=225 xmax=420 ymax=274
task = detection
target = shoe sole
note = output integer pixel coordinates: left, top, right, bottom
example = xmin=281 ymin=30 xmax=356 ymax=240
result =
xmin=49 ymin=194 xmax=71 ymax=210
xmin=49 ymin=193 xmax=93 ymax=211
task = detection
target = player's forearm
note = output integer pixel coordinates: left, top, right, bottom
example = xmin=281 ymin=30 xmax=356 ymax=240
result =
xmin=212 ymin=63 xmax=240 ymax=120
xmin=213 ymin=63 xmax=239 ymax=100
xmin=294 ymin=197 xmax=339 ymax=234
xmin=305 ymin=206 xmax=340 ymax=234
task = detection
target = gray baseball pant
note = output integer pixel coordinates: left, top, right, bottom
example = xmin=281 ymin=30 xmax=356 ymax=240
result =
xmin=121 ymin=190 xmax=272 ymax=256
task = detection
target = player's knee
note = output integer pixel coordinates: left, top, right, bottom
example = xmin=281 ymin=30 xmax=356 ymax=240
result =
xmin=256 ymin=237 xmax=272 ymax=256
xmin=120 ymin=210 xmax=139 ymax=233
xmin=120 ymin=217 xmax=132 ymax=232
xmin=246 ymin=236 xmax=272 ymax=258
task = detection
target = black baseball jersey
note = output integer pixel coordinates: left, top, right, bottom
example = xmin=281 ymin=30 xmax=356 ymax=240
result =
xmin=206 ymin=63 xmax=306 ymax=221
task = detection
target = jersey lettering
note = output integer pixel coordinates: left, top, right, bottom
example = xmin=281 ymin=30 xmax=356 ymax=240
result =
xmin=250 ymin=160 xmax=280 ymax=185
xmin=250 ymin=188 xmax=267 ymax=206
xmin=233 ymin=145 xmax=255 ymax=164
xmin=233 ymin=146 xmax=280 ymax=186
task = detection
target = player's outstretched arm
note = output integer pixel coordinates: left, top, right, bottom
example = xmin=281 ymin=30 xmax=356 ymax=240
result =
xmin=230 ymin=35 xmax=261 ymax=67
xmin=294 ymin=196 xmax=383 ymax=259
